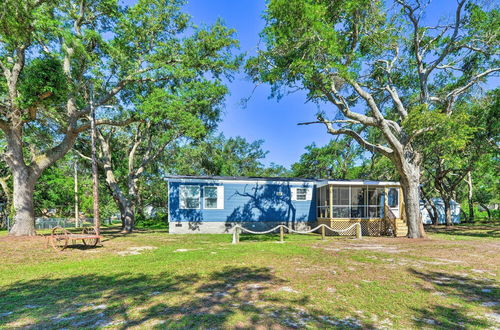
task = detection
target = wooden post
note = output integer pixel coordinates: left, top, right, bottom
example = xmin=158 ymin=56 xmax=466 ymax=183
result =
xmin=321 ymin=224 xmax=325 ymax=240
xmin=232 ymin=226 xmax=240 ymax=244
xmin=279 ymin=225 xmax=284 ymax=243
xmin=356 ymin=223 xmax=362 ymax=239
xmin=329 ymin=185 xmax=333 ymax=220
xmin=90 ymin=83 xmax=100 ymax=235
xmin=74 ymin=161 xmax=79 ymax=228
xmin=400 ymin=186 xmax=405 ymax=223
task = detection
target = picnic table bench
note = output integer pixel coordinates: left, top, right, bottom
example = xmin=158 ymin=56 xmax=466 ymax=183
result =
xmin=49 ymin=226 xmax=102 ymax=251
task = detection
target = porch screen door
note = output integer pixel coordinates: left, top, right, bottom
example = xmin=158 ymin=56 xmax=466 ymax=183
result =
xmin=387 ymin=188 xmax=400 ymax=218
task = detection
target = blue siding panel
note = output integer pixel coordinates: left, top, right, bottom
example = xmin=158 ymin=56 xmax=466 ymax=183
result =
xmin=169 ymin=180 xmax=316 ymax=225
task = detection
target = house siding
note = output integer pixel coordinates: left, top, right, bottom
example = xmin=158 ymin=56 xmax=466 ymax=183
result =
xmin=168 ymin=179 xmax=316 ymax=233
xmin=166 ymin=176 xmax=461 ymax=234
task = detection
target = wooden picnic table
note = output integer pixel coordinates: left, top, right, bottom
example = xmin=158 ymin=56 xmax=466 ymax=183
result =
xmin=49 ymin=226 xmax=102 ymax=251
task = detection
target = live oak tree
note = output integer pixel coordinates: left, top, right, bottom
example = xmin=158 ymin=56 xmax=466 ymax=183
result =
xmin=456 ymin=90 xmax=499 ymax=222
xmin=419 ymin=89 xmax=499 ymax=225
xmin=291 ymin=137 xmax=363 ymax=179
xmin=472 ymin=155 xmax=500 ymax=220
xmin=418 ymin=106 xmax=477 ymax=226
xmin=33 ymin=154 xmax=117 ymax=219
xmin=167 ymin=133 xmax=281 ymax=177
xmin=0 ymin=0 xmax=238 ymax=235
xmin=72 ymin=7 xmax=240 ymax=233
xmin=247 ymin=0 xmax=499 ymax=238
xmin=79 ymin=80 xmax=236 ymax=233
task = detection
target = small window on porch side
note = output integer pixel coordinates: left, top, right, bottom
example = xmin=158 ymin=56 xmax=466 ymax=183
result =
xmin=388 ymin=188 xmax=399 ymax=208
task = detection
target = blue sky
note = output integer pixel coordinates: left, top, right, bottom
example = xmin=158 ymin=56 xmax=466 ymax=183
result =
xmin=181 ymin=0 xmax=471 ymax=168
xmin=123 ymin=0 xmax=495 ymax=168
xmin=183 ymin=1 xmax=329 ymax=168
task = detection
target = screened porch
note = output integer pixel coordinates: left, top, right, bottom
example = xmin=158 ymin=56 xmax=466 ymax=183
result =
xmin=315 ymin=182 xmax=403 ymax=236
xmin=316 ymin=183 xmax=401 ymax=220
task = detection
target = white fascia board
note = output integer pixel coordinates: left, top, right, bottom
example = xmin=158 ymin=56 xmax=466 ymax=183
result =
xmin=316 ymin=180 xmax=401 ymax=188
xmin=167 ymin=178 xmax=315 ymax=186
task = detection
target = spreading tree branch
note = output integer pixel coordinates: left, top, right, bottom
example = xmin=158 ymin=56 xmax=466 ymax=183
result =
xmin=298 ymin=119 xmax=393 ymax=157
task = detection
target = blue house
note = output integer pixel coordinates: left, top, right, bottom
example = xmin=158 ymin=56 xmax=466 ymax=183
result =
xmin=167 ymin=175 xmax=414 ymax=236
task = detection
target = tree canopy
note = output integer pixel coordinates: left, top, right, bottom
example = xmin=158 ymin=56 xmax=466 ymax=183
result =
xmin=247 ymin=0 xmax=499 ymax=237
xmin=0 ymin=0 xmax=240 ymax=235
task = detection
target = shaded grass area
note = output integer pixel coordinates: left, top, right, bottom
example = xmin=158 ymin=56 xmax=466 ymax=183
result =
xmin=0 ymin=225 xmax=498 ymax=329
xmin=410 ymin=269 xmax=498 ymax=329
xmin=425 ymin=224 xmax=500 ymax=240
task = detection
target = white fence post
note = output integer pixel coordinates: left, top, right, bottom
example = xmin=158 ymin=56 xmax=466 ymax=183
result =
xmin=230 ymin=222 xmax=361 ymax=244
xmin=232 ymin=226 xmax=240 ymax=244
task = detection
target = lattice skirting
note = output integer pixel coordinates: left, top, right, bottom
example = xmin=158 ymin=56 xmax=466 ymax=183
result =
xmin=317 ymin=219 xmax=388 ymax=236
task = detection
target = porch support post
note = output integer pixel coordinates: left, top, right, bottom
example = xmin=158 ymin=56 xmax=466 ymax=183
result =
xmin=384 ymin=187 xmax=389 ymax=216
xmin=329 ymin=185 xmax=333 ymax=220
xmin=399 ymin=187 xmax=405 ymax=222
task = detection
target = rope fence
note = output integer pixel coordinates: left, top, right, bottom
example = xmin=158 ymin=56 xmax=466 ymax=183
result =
xmin=231 ymin=223 xmax=362 ymax=244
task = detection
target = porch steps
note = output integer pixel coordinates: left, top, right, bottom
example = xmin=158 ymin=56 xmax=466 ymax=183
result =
xmin=395 ymin=219 xmax=408 ymax=237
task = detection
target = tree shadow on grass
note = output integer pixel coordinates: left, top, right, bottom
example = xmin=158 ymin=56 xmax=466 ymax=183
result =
xmin=409 ymin=268 xmax=498 ymax=329
xmin=0 ymin=266 xmax=377 ymax=329
xmin=238 ymin=233 xmax=322 ymax=243
xmin=37 ymin=226 xmax=169 ymax=246
xmin=239 ymin=233 xmax=282 ymax=242
xmin=424 ymin=225 xmax=499 ymax=239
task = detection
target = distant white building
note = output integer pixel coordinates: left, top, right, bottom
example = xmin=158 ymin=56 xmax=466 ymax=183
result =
xmin=420 ymin=199 xmax=460 ymax=224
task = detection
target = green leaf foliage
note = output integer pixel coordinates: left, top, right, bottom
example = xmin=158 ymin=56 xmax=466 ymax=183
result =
xmin=167 ymin=133 xmax=283 ymax=177
xmin=291 ymin=137 xmax=362 ymax=179
xmin=17 ymin=57 xmax=68 ymax=110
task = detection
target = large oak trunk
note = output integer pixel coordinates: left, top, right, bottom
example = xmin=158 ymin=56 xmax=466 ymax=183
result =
xmin=121 ymin=180 xmax=139 ymax=233
xmin=104 ymin=173 xmax=136 ymax=234
xmin=121 ymin=202 xmax=135 ymax=233
xmin=401 ymin=179 xmax=425 ymax=238
xmin=399 ymin=162 xmax=426 ymax=238
xmin=9 ymin=169 xmax=36 ymax=236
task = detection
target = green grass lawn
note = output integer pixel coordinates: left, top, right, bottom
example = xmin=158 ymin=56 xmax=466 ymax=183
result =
xmin=0 ymin=225 xmax=498 ymax=329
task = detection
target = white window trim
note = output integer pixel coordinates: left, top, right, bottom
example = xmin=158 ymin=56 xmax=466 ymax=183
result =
xmin=203 ymin=186 xmax=224 ymax=210
xmin=291 ymin=187 xmax=312 ymax=201
xmin=296 ymin=188 xmax=307 ymax=201
xmin=179 ymin=185 xmax=201 ymax=210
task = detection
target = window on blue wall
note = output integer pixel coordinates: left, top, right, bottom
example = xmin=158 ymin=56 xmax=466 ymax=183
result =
xmin=203 ymin=186 xmax=224 ymax=209
xmin=292 ymin=187 xmax=312 ymax=201
xmin=296 ymin=188 xmax=307 ymax=201
xmin=204 ymin=187 xmax=218 ymax=209
xmin=180 ymin=185 xmax=200 ymax=209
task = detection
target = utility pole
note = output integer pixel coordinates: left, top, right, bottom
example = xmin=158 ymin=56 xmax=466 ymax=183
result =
xmin=90 ymin=83 xmax=100 ymax=234
xmin=74 ymin=161 xmax=79 ymax=228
